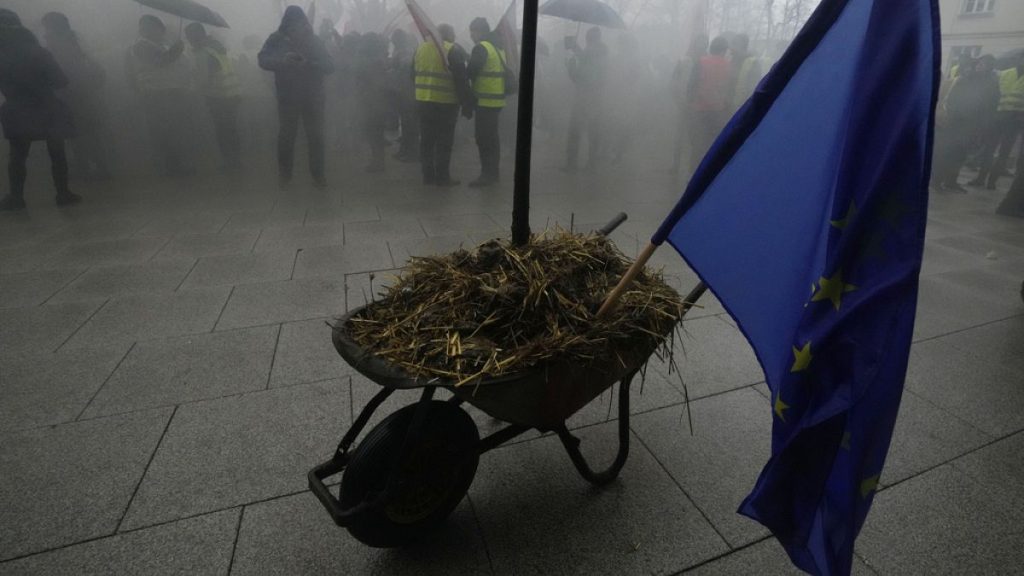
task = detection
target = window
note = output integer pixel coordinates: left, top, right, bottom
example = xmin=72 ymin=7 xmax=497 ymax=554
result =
xmin=962 ymin=0 xmax=996 ymax=15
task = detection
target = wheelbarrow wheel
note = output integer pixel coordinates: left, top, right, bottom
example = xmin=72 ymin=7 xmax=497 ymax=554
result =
xmin=340 ymin=400 xmax=479 ymax=547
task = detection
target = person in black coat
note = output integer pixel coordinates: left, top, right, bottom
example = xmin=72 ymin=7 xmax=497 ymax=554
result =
xmin=42 ymin=11 xmax=111 ymax=181
xmin=0 ymin=9 xmax=81 ymax=211
xmin=258 ymin=6 xmax=335 ymax=189
xmin=934 ymin=57 xmax=1001 ymax=192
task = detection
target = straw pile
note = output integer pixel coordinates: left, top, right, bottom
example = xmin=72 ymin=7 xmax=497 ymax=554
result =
xmin=344 ymin=231 xmax=684 ymax=386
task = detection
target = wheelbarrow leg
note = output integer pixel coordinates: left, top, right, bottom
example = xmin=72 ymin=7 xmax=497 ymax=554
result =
xmin=556 ymin=374 xmax=634 ymax=487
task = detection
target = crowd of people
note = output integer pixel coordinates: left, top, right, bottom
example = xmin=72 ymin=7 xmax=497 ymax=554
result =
xmin=1 ymin=5 xmax=1021 ymax=218
xmin=932 ymin=50 xmax=1024 ymax=215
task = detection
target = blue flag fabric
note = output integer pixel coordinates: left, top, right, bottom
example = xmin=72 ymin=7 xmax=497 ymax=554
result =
xmin=651 ymin=1 xmax=939 ymax=574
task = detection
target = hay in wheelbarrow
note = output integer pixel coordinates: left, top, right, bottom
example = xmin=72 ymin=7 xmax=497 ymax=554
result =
xmin=345 ymin=230 xmax=686 ymax=387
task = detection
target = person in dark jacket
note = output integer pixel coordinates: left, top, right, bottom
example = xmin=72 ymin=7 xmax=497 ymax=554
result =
xmin=41 ymin=12 xmax=111 ymax=181
xmin=565 ymin=26 xmax=609 ymax=172
xmin=356 ymin=32 xmax=390 ymax=173
xmin=259 ymin=6 xmax=335 ymax=189
xmin=0 ymin=9 xmax=81 ymax=211
xmin=687 ymin=36 xmax=734 ymax=175
xmin=934 ymin=57 xmax=1001 ymax=192
xmin=390 ymin=29 xmax=419 ymax=162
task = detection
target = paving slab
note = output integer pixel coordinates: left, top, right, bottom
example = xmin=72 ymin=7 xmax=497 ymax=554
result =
xmin=291 ymin=242 xmax=394 ymax=281
xmin=857 ymin=464 xmax=1024 ymax=575
xmin=0 ymin=243 xmax=68 ymax=275
xmin=269 ymin=318 xmax=352 ymax=387
xmin=683 ymin=538 xmax=876 ymax=575
xmin=62 ymin=288 xmax=231 ymax=349
xmin=231 ymin=493 xmax=491 ymax=576
xmin=132 ymin=212 xmax=232 ymax=237
xmin=905 ymin=337 xmax=1024 ymax=437
xmin=300 ymin=203 xmax=381 ymax=225
xmin=216 ymin=277 xmax=346 ymax=330
xmin=388 ymin=234 xmax=471 ymax=265
xmin=42 ymin=237 xmax=169 ymax=269
xmin=343 ymin=218 xmax=427 ymax=244
xmin=220 ymin=209 xmax=307 ymax=232
xmin=881 ymin=390 xmax=991 ymax=487
xmin=911 ymin=274 xmax=1022 ymax=341
xmin=630 ymin=388 xmax=771 ymax=547
xmin=951 ymin=432 xmax=1024 ymax=509
xmin=652 ymin=315 xmax=763 ymax=399
xmin=47 ymin=259 xmax=196 ymax=304
xmin=0 ymin=345 xmax=129 ymax=432
xmin=469 ymin=422 xmax=729 ymax=575
xmin=179 ymin=251 xmax=295 ymax=289
xmin=937 ymin=315 xmax=1024 ymax=373
xmin=120 ymin=381 xmax=350 ymax=530
xmin=0 ymin=509 xmax=239 ymax=576
xmin=151 ymin=230 xmax=260 ymax=260
xmin=0 ymin=408 xmax=173 ymax=561
xmin=419 ymin=213 xmax=502 ymax=237
xmin=82 ymin=326 xmax=279 ymax=418
xmin=252 ymin=223 xmax=346 ymax=253
xmin=0 ymin=301 xmax=104 ymax=358
xmin=0 ymin=268 xmax=84 ymax=309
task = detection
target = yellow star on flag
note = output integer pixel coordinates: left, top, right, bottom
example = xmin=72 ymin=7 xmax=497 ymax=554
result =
xmin=774 ymin=394 xmax=790 ymax=422
xmin=830 ymin=200 xmax=858 ymax=230
xmin=860 ymin=475 xmax=880 ymax=499
xmin=811 ymin=269 xmax=857 ymax=311
xmin=791 ymin=341 xmax=812 ymax=372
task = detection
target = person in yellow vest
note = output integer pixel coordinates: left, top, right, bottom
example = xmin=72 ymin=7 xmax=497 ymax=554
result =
xmin=466 ymin=17 xmax=506 ymax=188
xmin=970 ymin=52 xmax=1024 ymax=189
xmin=126 ymin=15 xmax=194 ymax=177
xmin=185 ymin=23 xmax=242 ymax=171
xmin=730 ymin=34 xmax=763 ymax=112
xmin=413 ymin=23 xmax=471 ymax=187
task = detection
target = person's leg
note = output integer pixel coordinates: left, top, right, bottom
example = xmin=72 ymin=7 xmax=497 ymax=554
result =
xmin=142 ymin=93 xmax=179 ymax=175
xmin=586 ymin=107 xmax=603 ymax=170
xmin=566 ymin=101 xmax=583 ymax=170
xmin=473 ymin=107 xmax=501 ymax=184
xmin=46 ymin=139 xmax=80 ymax=205
xmin=988 ymin=115 xmax=1023 ymax=187
xmin=277 ymin=98 xmax=301 ymax=185
xmin=208 ymin=97 xmax=242 ymax=170
xmin=996 ymin=137 xmax=1024 ymax=216
xmin=2 ymin=139 xmax=31 ymax=208
xmin=303 ymin=94 xmax=327 ymax=186
xmin=973 ymin=112 xmax=1010 ymax=185
xmin=418 ymin=102 xmax=437 ymax=184
xmin=435 ymin=104 xmax=459 ymax=184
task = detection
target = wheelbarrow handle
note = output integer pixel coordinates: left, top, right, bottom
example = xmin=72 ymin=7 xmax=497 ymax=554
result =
xmin=597 ymin=212 xmax=628 ymax=237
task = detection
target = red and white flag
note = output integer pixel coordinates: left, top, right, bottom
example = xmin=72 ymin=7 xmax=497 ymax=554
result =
xmin=405 ymin=0 xmax=449 ymax=71
xmin=496 ymin=0 xmax=519 ymax=75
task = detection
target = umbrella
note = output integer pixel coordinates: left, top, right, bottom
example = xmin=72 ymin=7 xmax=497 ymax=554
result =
xmin=539 ymin=0 xmax=626 ymax=29
xmin=133 ymin=0 xmax=230 ymax=28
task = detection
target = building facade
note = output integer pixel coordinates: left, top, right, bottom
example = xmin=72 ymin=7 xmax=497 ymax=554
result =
xmin=939 ymin=0 xmax=1024 ymax=69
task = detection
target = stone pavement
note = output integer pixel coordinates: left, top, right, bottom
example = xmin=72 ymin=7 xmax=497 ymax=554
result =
xmin=1 ymin=146 xmax=1023 ymax=575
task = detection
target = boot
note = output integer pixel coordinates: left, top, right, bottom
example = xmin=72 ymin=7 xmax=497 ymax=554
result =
xmin=0 ymin=195 xmax=26 ymax=211
xmin=56 ymin=192 xmax=82 ymax=206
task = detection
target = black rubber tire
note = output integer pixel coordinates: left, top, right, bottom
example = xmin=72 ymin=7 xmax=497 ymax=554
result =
xmin=340 ymin=400 xmax=480 ymax=547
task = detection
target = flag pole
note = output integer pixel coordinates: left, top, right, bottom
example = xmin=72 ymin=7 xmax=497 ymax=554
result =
xmin=511 ymin=0 xmax=538 ymax=246
xmin=596 ymin=242 xmax=658 ymax=318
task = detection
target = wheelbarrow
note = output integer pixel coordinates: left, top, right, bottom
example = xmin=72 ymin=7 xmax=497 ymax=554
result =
xmin=307 ymin=214 xmax=707 ymax=547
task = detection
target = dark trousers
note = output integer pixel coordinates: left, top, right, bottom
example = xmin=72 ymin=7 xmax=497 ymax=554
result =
xmin=207 ymin=96 xmax=242 ymax=170
xmin=934 ymin=117 xmax=973 ymax=186
xmin=566 ymin=99 xmax=602 ymax=169
xmin=278 ymin=94 xmax=326 ymax=181
xmin=8 ymin=139 xmax=70 ymax=200
xmin=690 ymin=110 xmax=728 ymax=174
xmin=141 ymin=91 xmax=193 ymax=176
xmin=397 ymin=99 xmax=420 ymax=159
xmin=474 ymin=106 xmax=502 ymax=180
xmin=418 ymin=101 xmax=459 ymax=183
xmin=975 ymin=111 xmax=1023 ymax=185
xmin=997 ymin=143 xmax=1024 ymax=215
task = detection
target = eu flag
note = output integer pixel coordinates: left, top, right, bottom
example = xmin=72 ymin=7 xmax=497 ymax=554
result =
xmin=651 ymin=0 xmax=939 ymax=574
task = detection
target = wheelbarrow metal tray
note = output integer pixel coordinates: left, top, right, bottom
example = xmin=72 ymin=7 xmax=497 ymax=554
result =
xmin=332 ymin=307 xmax=663 ymax=430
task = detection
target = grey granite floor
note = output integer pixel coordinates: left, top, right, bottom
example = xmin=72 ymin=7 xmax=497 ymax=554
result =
xmin=1 ymin=145 xmax=1022 ymax=575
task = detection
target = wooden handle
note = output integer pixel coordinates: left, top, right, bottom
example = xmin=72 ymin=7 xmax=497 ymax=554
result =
xmin=597 ymin=242 xmax=659 ymax=319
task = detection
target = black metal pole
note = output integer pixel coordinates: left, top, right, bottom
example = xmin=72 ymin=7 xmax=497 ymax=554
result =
xmin=511 ymin=0 xmax=539 ymax=246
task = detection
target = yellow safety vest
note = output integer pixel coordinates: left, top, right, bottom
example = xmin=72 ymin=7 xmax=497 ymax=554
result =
xmin=473 ymin=41 xmax=506 ymax=108
xmin=997 ymin=68 xmax=1024 ymax=112
xmin=415 ymin=41 xmax=457 ymax=104
xmin=196 ymin=44 xmax=241 ymax=99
